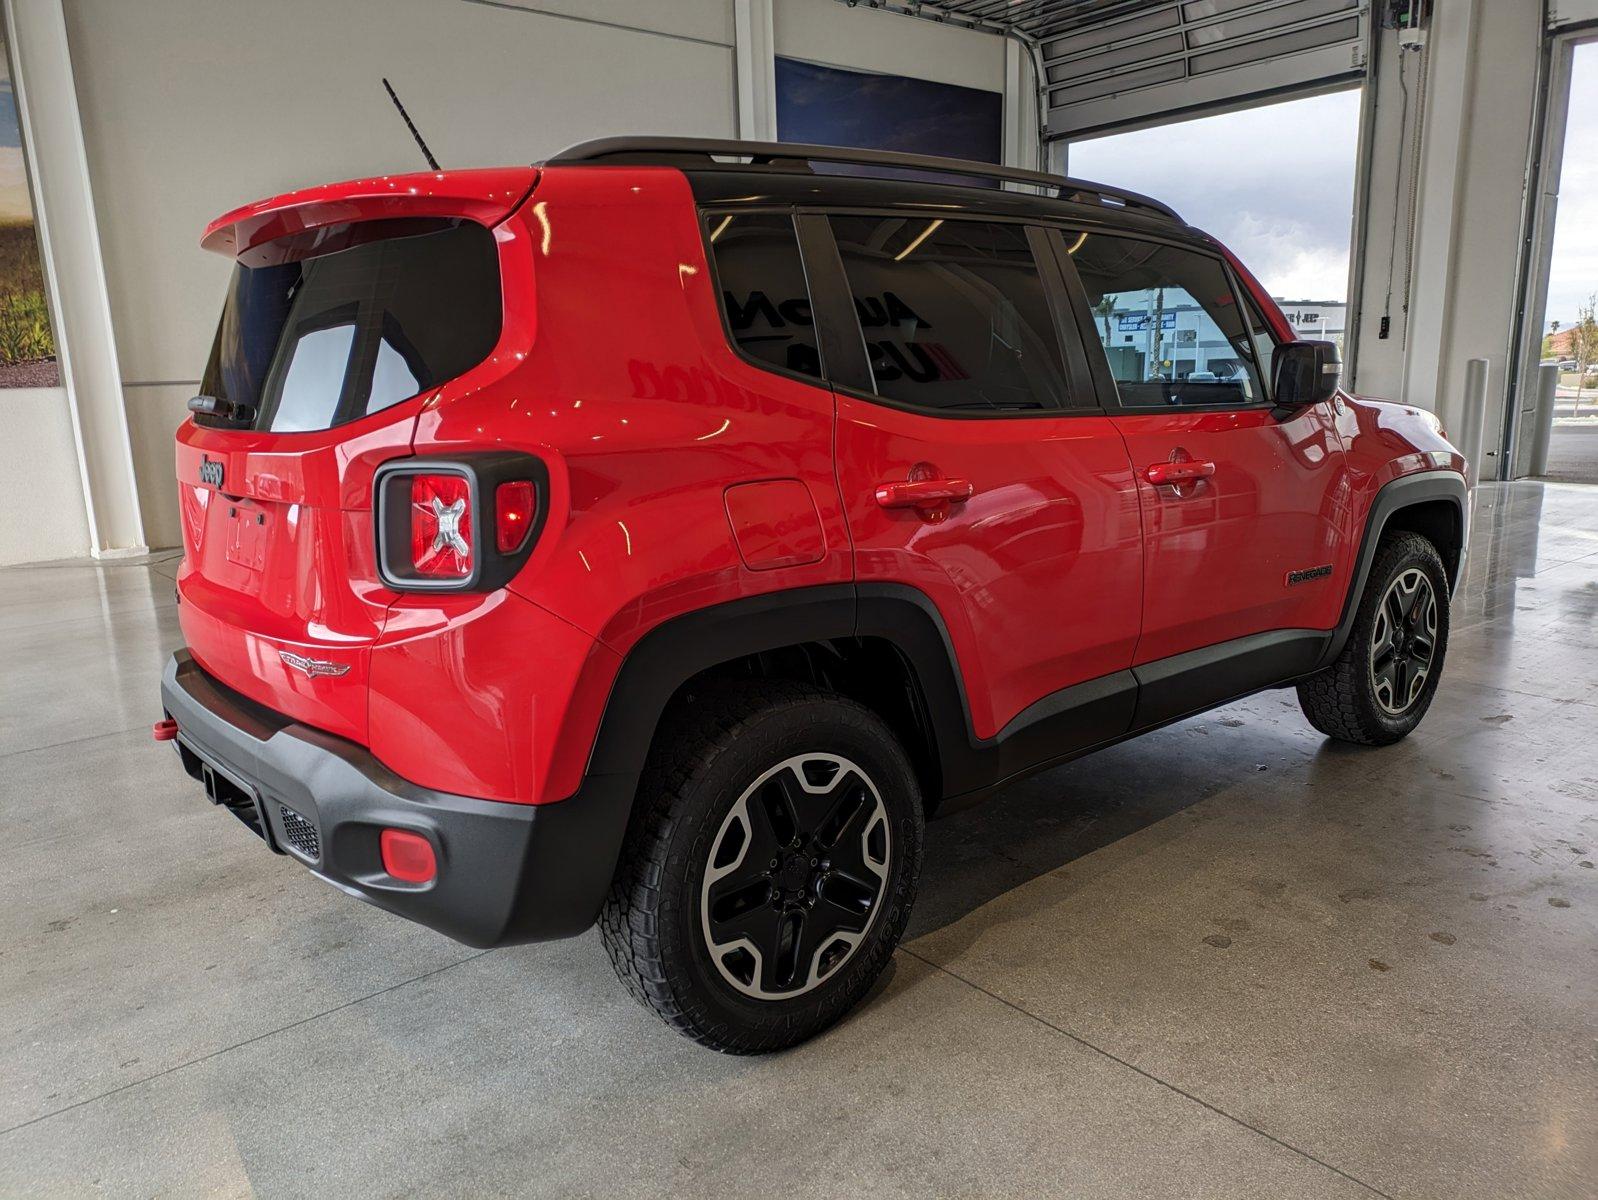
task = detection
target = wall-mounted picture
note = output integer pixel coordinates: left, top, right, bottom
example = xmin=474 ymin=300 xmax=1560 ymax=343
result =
xmin=774 ymin=56 xmax=1001 ymax=179
xmin=0 ymin=33 xmax=58 ymax=387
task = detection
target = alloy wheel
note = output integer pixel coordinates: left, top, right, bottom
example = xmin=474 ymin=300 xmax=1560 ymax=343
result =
xmin=699 ymin=753 xmax=890 ymax=1000
xmin=1369 ymin=567 xmax=1438 ymax=716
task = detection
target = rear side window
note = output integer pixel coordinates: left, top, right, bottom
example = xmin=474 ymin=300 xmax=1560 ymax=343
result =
xmin=704 ymin=212 xmax=823 ymax=381
xmin=830 ymin=216 xmax=1070 ymax=414
xmin=198 ymin=218 xmax=501 ymax=432
xmin=1067 ymin=231 xmax=1263 ymax=408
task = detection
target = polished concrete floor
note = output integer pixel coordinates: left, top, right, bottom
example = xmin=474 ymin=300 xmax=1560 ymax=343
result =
xmin=1540 ymin=422 xmax=1598 ymax=485
xmin=2 ymin=481 xmax=1595 ymax=1199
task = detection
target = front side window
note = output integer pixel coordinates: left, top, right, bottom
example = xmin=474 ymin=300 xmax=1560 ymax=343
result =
xmin=705 ymin=212 xmax=823 ymax=381
xmin=830 ymin=216 xmax=1070 ymax=413
xmin=1068 ymin=231 xmax=1263 ymax=408
xmin=199 ymin=218 xmax=502 ymax=432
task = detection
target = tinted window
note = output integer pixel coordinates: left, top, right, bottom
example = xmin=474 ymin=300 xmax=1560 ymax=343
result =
xmin=830 ymin=216 xmax=1070 ymax=413
xmin=1068 ymin=231 xmax=1263 ymax=408
xmin=199 ymin=218 xmax=501 ymax=432
xmin=705 ymin=212 xmax=822 ymax=380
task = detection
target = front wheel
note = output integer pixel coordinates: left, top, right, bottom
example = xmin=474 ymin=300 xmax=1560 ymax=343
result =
xmin=599 ymin=681 xmax=924 ymax=1053
xmin=1297 ymin=530 xmax=1450 ymax=745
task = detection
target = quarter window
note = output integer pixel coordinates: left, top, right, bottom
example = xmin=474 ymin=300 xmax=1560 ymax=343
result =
xmin=1068 ymin=231 xmax=1264 ymax=408
xmin=830 ymin=216 xmax=1071 ymax=413
xmin=705 ymin=212 xmax=823 ymax=381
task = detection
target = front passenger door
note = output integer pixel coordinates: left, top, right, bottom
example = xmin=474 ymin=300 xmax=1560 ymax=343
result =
xmin=1054 ymin=229 xmax=1349 ymax=697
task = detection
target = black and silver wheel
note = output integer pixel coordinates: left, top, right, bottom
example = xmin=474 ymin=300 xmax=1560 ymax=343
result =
xmin=701 ymin=753 xmax=891 ymax=999
xmin=1368 ymin=567 xmax=1439 ymax=716
xmin=600 ymin=681 xmax=923 ymax=1053
xmin=1297 ymin=530 xmax=1450 ymax=745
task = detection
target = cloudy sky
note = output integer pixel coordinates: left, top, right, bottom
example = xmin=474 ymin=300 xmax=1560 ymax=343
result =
xmin=1546 ymin=40 xmax=1598 ymax=332
xmin=1068 ymin=89 xmax=1361 ymax=303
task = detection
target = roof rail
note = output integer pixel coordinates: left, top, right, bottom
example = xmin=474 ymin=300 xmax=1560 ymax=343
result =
xmin=544 ymin=136 xmax=1183 ymax=223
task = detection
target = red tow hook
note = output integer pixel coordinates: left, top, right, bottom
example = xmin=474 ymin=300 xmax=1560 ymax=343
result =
xmin=152 ymin=718 xmax=179 ymax=742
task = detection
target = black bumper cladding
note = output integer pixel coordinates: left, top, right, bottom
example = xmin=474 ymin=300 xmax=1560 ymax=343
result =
xmin=159 ymin=651 xmax=633 ymax=948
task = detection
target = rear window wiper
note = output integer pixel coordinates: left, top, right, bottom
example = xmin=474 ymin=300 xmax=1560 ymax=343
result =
xmin=188 ymin=393 xmax=257 ymax=425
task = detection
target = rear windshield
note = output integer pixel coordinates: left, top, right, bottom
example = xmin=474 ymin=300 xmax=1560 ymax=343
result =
xmin=197 ymin=218 xmax=501 ymax=432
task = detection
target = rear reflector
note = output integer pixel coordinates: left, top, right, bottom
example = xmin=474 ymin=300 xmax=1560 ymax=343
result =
xmin=495 ymin=479 xmax=536 ymax=553
xmin=408 ymin=473 xmax=472 ymax=578
xmin=380 ymin=828 xmax=437 ymax=883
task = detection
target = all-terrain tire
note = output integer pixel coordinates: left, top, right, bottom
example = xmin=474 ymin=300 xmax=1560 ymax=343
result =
xmin=1296 ymin=530 xmax=1450 ymax=745
xmin=599 ymin=680 xmax=924 ymax=1053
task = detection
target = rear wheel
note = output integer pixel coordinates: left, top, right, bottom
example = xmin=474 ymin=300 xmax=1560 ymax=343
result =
xmin=1297 ymin=530 xmax=1449 ymax=745
xmin=599 ymin=681 xmax=923 ymax=1053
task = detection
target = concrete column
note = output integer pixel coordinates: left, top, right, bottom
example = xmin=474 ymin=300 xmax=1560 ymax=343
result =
xmin=734 ymin=0 xmax=777 ymax=141
xmin=1347 ymin=0 xmax=1545 ymax=481
xmin=4 ymin=0 xmax=144 ymax=555
xmin=1003 ymin=38 xmax=1042 ymax=173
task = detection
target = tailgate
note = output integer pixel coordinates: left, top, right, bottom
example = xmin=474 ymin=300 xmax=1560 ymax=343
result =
xmin=173 ymin=168 xmax=533 ymax=743
xmin=175 ymin=413 xmax=410 ymax=743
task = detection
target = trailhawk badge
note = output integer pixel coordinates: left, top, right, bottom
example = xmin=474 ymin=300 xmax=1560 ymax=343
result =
xmin=279 ymin=651 xmax=351 ymax=679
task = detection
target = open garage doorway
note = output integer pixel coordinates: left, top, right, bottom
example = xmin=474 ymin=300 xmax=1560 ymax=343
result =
xmin=1061 ymin=89 xmax=1362 ymax=353
xmin=1523 ymin=37 xmax=1598 ymax=484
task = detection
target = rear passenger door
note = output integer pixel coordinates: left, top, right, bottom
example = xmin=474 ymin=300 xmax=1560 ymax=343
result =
xmin=807 ymin=213 xmax=1144 ymax=748
xmin=1050 ymin=228 xmax=1348 ymax=691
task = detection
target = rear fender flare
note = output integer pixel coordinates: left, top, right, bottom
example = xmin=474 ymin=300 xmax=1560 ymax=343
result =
xmin=582 ymin=583 xmax=982 ymax=798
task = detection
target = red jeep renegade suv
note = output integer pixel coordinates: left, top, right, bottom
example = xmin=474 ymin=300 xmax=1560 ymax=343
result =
xmin=158 ymin=138 xmax=1467 ymax=1052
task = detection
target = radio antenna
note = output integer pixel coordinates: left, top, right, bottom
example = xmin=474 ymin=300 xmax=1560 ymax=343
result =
xmin=382 ymin=77 xmax=441 ymax=171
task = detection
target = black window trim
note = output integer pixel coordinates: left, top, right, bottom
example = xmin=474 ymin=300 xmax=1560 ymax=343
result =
xmin=1226 ymin=261 xmax=1284 ymax=405
xmin=793 ymin=205 xmax=1107 ymax=422
xmin=697 ymin=205 xmax=835 ymax=392
xmin=1046 ymin=225 xmax=1278 ymax=416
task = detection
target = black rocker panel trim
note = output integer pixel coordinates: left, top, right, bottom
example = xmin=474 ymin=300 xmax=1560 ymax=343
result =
xmin=584 ymin=584 xmax=1338 ymax=813
xmin=1131 ymin=629 xmax=1328 ymax=730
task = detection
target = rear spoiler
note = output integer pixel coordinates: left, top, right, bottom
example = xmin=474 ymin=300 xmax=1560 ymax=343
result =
xmin=201 ymin=167 xmax=539 ymax=260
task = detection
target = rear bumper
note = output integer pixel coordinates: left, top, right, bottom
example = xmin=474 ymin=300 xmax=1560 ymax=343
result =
xmin=159 ymin=650 xmax=634 ymax=948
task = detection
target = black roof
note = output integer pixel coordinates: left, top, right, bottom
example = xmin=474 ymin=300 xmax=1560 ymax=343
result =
xmin=544 ymin=136 xmax=1192 ymax=236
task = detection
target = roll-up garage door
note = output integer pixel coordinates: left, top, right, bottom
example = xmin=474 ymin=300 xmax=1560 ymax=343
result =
xmin=845 ymin=1 xmax=1369 ymax=139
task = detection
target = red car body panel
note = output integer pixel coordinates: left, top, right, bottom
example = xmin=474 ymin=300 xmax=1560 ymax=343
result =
xmin=171 ymin=160 xmax=1466 ymax=822
xmin=1110 ymin=403 xmax=1352 ymax=663
xmin=835 ymin=399 xmax=1143 ymax=740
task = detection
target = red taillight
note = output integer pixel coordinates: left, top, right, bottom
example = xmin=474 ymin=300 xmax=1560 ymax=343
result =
xmin=495 ymin=480 xmax=536 ymax=553
xmin=409 ymin=473 xmax=472 ymax=578
xmin=380 ymin=828 xmax=437 ymax=883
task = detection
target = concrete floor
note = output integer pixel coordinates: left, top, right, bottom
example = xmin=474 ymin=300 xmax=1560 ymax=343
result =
xmin=1540 ymin=423 xmax=1598 ymax=485
xmin=2 ymin=481 xmax=1595 ymax=1199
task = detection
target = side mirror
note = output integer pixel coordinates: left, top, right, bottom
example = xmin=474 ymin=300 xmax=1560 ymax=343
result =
xmin=1271 ymin=339 xmax=1341 ymax=410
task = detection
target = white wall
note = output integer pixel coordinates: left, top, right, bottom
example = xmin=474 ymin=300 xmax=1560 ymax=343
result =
xmin=772 ymin=0 xmax=1005 ymax=92
xmin=50 ymin=0 xmax=1009 ymax=554
xmin=61 ymin=0 xmax=740 ymax=550
xmin=0 ymin=387 xmax=90 ymax=565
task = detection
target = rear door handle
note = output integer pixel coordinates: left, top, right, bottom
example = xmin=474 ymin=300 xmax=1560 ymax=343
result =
xmin=1145 ymin=460 xmax=1215 ymax=486
xmin=875 ymin=477 xmax=974 ymax=509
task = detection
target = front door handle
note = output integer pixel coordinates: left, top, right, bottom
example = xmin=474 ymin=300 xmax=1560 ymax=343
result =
xmin=1145 ymin=460 xmax=1215 ymax=486
xmin=875 ymin=477 xmax=974 ymax=509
